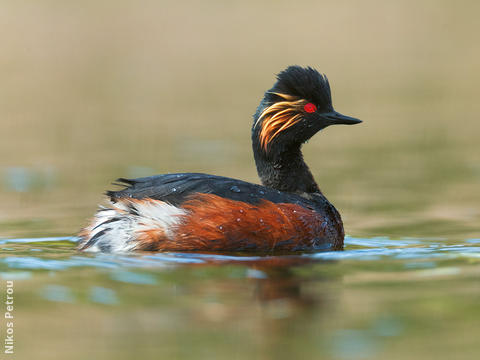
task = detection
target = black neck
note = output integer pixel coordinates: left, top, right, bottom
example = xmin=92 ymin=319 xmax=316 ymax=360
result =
xmin=253 ymin=144 xmax=320 ymax=194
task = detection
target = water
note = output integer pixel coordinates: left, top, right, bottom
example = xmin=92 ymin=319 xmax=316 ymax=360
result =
xmin=1 ymin=236 xmax=479 ymax=359
xmin=1 ymin=1 xmax=480 ymax=359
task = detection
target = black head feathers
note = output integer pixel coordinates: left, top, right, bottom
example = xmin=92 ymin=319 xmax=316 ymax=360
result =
xmin=268 ymin=66 xmax=333 ymax=112
xmin=252 ymin=65 xmax=361 ymax=160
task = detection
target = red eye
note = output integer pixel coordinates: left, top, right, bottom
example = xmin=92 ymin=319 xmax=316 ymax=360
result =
xmin=304 ymin=103 xmax=317 ymax=113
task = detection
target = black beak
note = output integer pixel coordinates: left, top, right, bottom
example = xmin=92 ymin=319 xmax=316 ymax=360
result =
xmin=321 ymin=111 xmax=362 ymax=125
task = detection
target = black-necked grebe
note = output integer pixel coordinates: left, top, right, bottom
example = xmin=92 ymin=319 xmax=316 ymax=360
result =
xmin=78 ymin=66 xmax=361 ymax=253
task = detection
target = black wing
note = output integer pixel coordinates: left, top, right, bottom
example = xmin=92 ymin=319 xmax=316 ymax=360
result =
xmin=106 ymin=173 xmax=318 ymax=208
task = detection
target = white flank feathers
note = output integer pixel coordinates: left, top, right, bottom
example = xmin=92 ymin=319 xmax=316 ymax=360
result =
xmin=81 ymin=199 xmax=186 ymax=253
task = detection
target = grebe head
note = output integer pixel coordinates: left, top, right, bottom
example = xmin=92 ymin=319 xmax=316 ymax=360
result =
xmin=252 ymin=66 xmax=362 ymax=159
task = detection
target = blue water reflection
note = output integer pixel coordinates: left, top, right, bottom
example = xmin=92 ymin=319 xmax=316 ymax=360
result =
xmin=40 ymin=285 xmax=76 ymax=303
xmin=90 ymin=286 xmax=119 ymax=305
xmin=0 ymin=236 xmax=479 ymax=271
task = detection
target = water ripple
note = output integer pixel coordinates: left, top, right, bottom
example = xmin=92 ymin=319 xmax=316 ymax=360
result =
xmin=0 ymin=236 xmax=478 ymax=271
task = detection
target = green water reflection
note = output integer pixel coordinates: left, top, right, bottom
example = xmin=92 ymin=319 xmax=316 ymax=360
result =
xmin=1 ymin=238 xmax=479 ymax=360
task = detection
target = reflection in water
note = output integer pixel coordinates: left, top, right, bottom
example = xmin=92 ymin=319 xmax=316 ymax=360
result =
xmin=189 ymin=255 xmax=341 ymax=360
xmin=150 ymin=250 xmax=339 ymax=358
xmin=40 ymin=284 xmax=76 ymax=303
xmin=247 ymin=257 xmax=322 ymax=308
xmin=90 ymin=286 xmax=119 ymax=305
xmin=110 ymin=270 xmax=158 ymax=285
xmin=0 ymin=237 xmax=479 ymax=360
xmin=250 ymin=259 xmax=332 ymax=360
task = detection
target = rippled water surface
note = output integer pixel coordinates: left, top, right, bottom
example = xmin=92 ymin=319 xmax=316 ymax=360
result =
xmin=1 ymin=236 xmax=479 ymax=360
xmin=1 ymin=1 xmax=480 ymax=359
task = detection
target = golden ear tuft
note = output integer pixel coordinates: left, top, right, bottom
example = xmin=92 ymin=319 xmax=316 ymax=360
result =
xmin=256 ymin=93 xmax=307 ymax=151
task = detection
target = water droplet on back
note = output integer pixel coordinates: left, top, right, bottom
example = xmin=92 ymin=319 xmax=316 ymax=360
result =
xmin=230 ymin=185 xmax=241 ymax=193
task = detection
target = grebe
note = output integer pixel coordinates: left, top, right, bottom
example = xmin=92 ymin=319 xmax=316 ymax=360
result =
xmin=78 ymin=66 xmax=361 ymax=253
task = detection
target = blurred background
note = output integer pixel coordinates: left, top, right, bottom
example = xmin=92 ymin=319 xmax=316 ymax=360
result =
xmin=1 ymin=0 xmax=479 ymax=239
xmin=1 ymin=2 xmax=480 ymax=360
